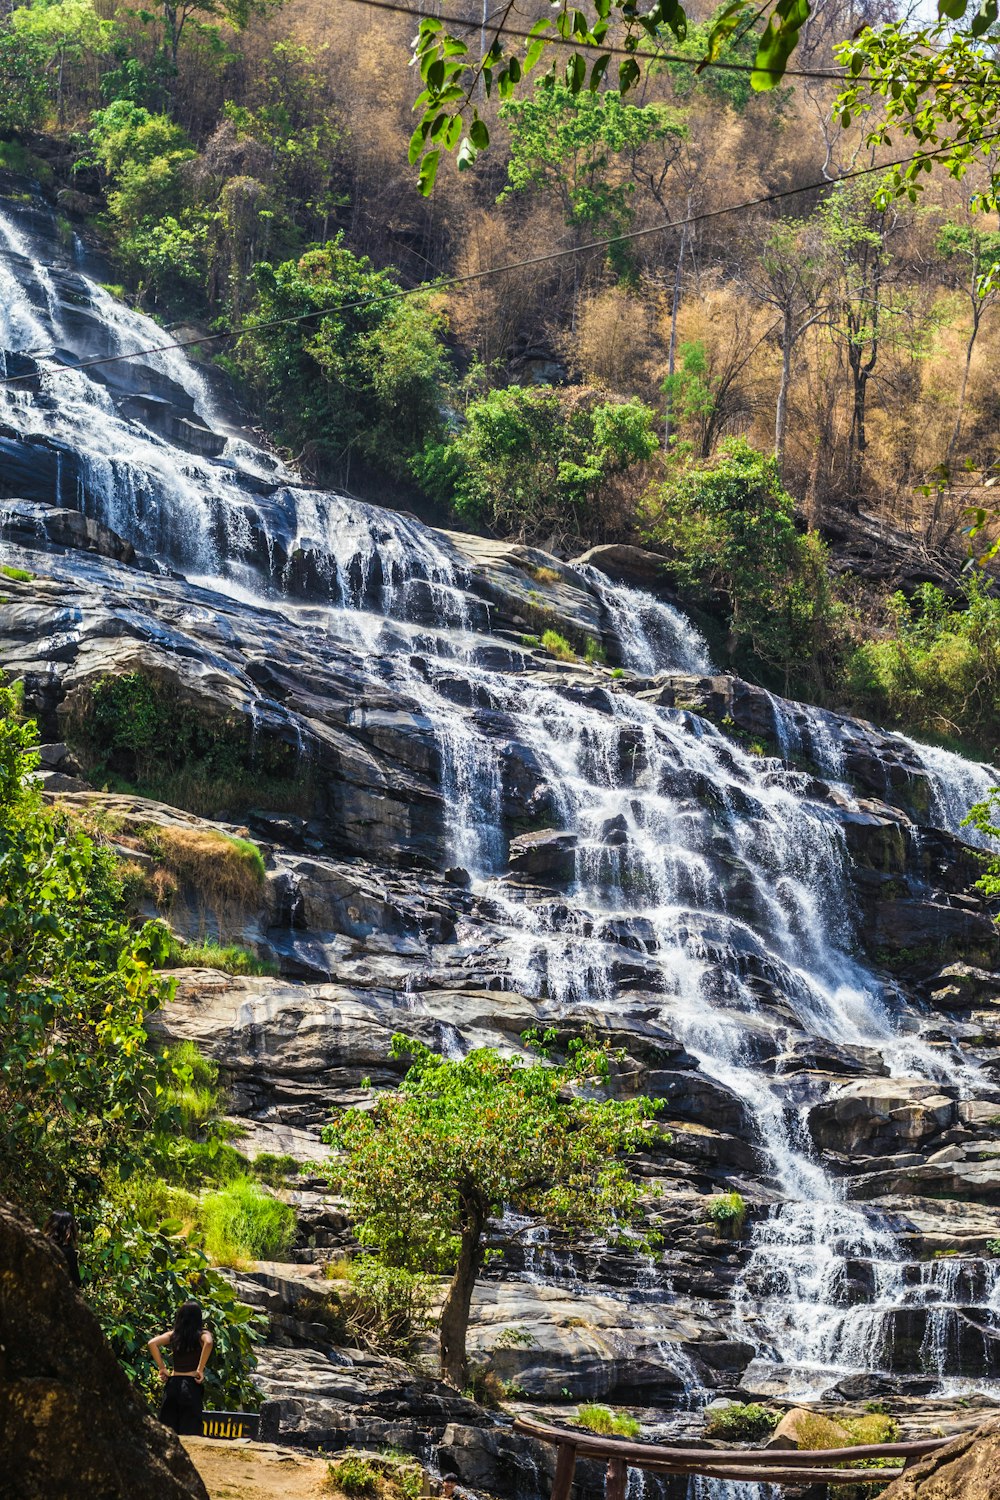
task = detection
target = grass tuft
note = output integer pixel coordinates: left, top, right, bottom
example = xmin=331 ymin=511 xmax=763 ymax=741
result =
xmin=574 ymin=1405 xmax=641 ymax=1438
xmin=541 ymin=629 xmax=576 ymax=662
xmin=201 ymin=1176 xmax=296 ymax=1266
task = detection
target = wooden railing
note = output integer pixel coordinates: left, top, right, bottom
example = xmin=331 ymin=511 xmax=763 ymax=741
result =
xmin=514 ymin=1414 xmax=950 ymax=1491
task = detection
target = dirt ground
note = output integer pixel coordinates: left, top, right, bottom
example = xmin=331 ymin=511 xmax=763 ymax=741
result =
xmin=182 ymin=1437 xmax=334 ymax=1500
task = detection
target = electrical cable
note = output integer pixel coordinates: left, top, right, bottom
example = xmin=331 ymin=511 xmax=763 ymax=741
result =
xmin=2 ymin=129 xmax=998 ymax=390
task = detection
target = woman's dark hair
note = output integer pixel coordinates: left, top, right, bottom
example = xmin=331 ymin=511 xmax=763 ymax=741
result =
xmin=44 ymin=1211 xmax=77 ymax=1248
xmin=171 ymin=1300 xmax=204 ymax=1360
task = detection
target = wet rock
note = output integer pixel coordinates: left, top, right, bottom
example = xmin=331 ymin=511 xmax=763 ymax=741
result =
xmin=927 ymin=964 xmax=1000 ymax=1011
xmin=0 ymin=496 xmax=138 ymax=565
xmin=808 ymin=1080 xmax=957 ymax=1157
xmin=507 ymin=830 xmax=578 ymax=885
xmin=0 ymin=1196 xmax=208 ymax=1500
xmin=571 ymin=545 xmax=670 ymax=591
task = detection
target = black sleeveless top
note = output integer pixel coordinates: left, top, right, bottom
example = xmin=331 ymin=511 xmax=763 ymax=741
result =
xmin=170 ymin=1333 xmax=204 ymax=1374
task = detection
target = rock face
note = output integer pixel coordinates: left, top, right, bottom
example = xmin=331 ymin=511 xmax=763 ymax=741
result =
xmin=3 ymin=184 xmax=1000 ymax=1482
xmin=879 ymin=1417 xmax=1000 ymax=1499
xmin=0 ymin=1197 xmax=208 ymax=1500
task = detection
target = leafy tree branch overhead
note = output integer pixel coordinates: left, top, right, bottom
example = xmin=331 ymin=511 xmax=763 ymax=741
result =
xmin=408 ymin=0 xmax=812 ymax=192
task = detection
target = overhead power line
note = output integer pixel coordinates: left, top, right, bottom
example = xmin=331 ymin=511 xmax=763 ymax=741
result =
xmin=340 ymin=0 xmax=1000 ymax=87
xmin=1 ymin=130 xmax=998 ymax=391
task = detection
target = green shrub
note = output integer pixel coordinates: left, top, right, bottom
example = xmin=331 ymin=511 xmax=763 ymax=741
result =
xmin=0 ymin=564 xmax=33 ymax=582
xmin=341 ymin=1260 xmax=430 ymax=1357
xmin=541 ymin=629 xmax=576 ymax=662
xmin=575 ymin=1404 xmax=641 ymax=1437
xmin=413 ymin=384 xmax=658 ymax=543
xmin=329 ymin=1456 xmax=383 ymax=1498
xmin=704 ymin=1402 xmax=778 ymax=1441
xmin=252 ymin=1152 xmax=302 ymax=1185
xmin=584 ymin=637 xmax=607 ymax=665
xmin=85 ymin=1215 xmax=265 ymax=1409
xmin=845 ymin=576 xmax=1000 ymax=757
xmin=201 ymin=1177 xmax=296 ymax=1265
xmin=988 ymin=1237 xmax=1000 ymax=1255
xmin=707 ymin=1190 xmax=747 ymax=1237
xmin=643 ymin=439 xmax=843 ymax=696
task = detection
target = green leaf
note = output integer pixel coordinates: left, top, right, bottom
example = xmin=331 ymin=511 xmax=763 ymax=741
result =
xmin=417 ymin=148 xmax=441 ymax=196
xmin=469 ymin=117 xmax=490 ymax=149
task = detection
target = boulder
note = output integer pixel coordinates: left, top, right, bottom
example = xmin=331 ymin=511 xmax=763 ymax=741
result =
xmin=879 ymin=1416 xmax=1000 ymax=1500
xmin=507 ymin=830 xmax=578 ymax=885
xmin=766 ymin=1407 xmax=850 ymax=1450
xmin=0 ymin=1197 xmax=208 ymax=1500
xmin=928 ymin=964 xmax=1000 ymax=1011
xmin=808 ymin=1080 xmax=956 ymax=1156
xmin=571 ymin=545 xmax=669 ymax=591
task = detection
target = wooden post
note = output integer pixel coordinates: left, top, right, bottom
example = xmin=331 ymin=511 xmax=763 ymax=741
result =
xmin=551 ymin=1443 xmax=577 ymax=1500
xmin=606 ymin=1457 xmax=627 ymax=1500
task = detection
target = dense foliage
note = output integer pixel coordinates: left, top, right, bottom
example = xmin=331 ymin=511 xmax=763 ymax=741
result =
xmin=848 ymin=579 xmax=1000 ymax=755
xmin=644 ymin=440 xmax=842 ymax=694
xmin=415 ymin=385 xmax=659 ymax=544
xmin=324 ymin=1033 xmax=663 ymax=1384
xmin=232 ymin=241 xmax=448 ymax=481
xmin=0 ymin=682 xmax=170 ymax=1214
xmin=0 ymin=686 xmax=263 ymax=1404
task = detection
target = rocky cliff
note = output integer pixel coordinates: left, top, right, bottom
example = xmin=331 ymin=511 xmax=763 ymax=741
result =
xmin=3 ymin=183 xmax=1000 ymax=1495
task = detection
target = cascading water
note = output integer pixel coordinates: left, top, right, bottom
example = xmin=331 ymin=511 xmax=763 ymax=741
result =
xmin=3 ymin=196 xmax=1000 ymax=1490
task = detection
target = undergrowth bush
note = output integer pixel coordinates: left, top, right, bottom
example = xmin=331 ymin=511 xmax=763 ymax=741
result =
xmin=341 ymin=1260 xmax=430 ymax=1357
xmin=846 ymin=577 xmax=1000 ymax=757
xmin=72 ymin=671 xmax=314 ymax=816
xmin=575 ymin=1404 xmax=641 ymax=1437
xmin=201 ymin=1176 xmax=296 ymax=1265
xmin=704 ymin=1402 xmax=778 ymax=1441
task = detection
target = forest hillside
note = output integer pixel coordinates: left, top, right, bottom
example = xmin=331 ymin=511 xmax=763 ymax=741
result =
xmin=1 ymin=0 xmax=1000 ymax=753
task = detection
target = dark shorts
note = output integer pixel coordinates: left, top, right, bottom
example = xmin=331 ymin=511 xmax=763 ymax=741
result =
xmin=159 ymin=1374 xmax=204 ymax=1435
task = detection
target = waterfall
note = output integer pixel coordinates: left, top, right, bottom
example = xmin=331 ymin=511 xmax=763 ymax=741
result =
xmin=897 ymin=735 xmax=999 ymax=848
xmin=2 ymin=194 xmax=999 ymax=1488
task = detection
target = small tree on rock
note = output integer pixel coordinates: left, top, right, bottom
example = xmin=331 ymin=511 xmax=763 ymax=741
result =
xmin=324 ymin=1034 xmax=663 ymax=1388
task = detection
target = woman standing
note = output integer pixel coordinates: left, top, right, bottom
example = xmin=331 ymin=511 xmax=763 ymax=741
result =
xmin=44 ymin=1210 xmax=81 ymax=1287
xmin=147 ymin=1300 xmax=214 ymax=1435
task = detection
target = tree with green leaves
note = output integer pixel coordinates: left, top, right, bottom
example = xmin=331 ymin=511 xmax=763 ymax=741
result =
xmin=500 ymin=81 xmax=686 ymax=243
xmin=0 ymin=25 xmax=53 ymax=136
xmin=234 ymin=240 xmax=449 ymax=483
xmin=11 ymin=0 xmax=117 ymax=125
xmin=643 ymin=438 xmax=839 ymax=691
xmin=324 ymin=1034 xmax=663 ymax=1387
xmin=413 ymin=384 xmax=659 ymax=544
xmin=836 ymin=7 xmax=1000 ymax=219
xmin=0 ymin=681 xmax=172 ymax=1215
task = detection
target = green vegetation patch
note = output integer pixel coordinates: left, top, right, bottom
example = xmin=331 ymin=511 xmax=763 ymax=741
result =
xmin=0 ymin=563 xmax=34 ymax=581
xmin=704 ymin=1402 xmax=779 ymax=1441
xmin=574 ymin=1404 xmax=641 ymax=1438
xmin=201 ymin=1176 xmax=296 ymax=1266
xmin=70 ymin=670 xmax=314 ymax=818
